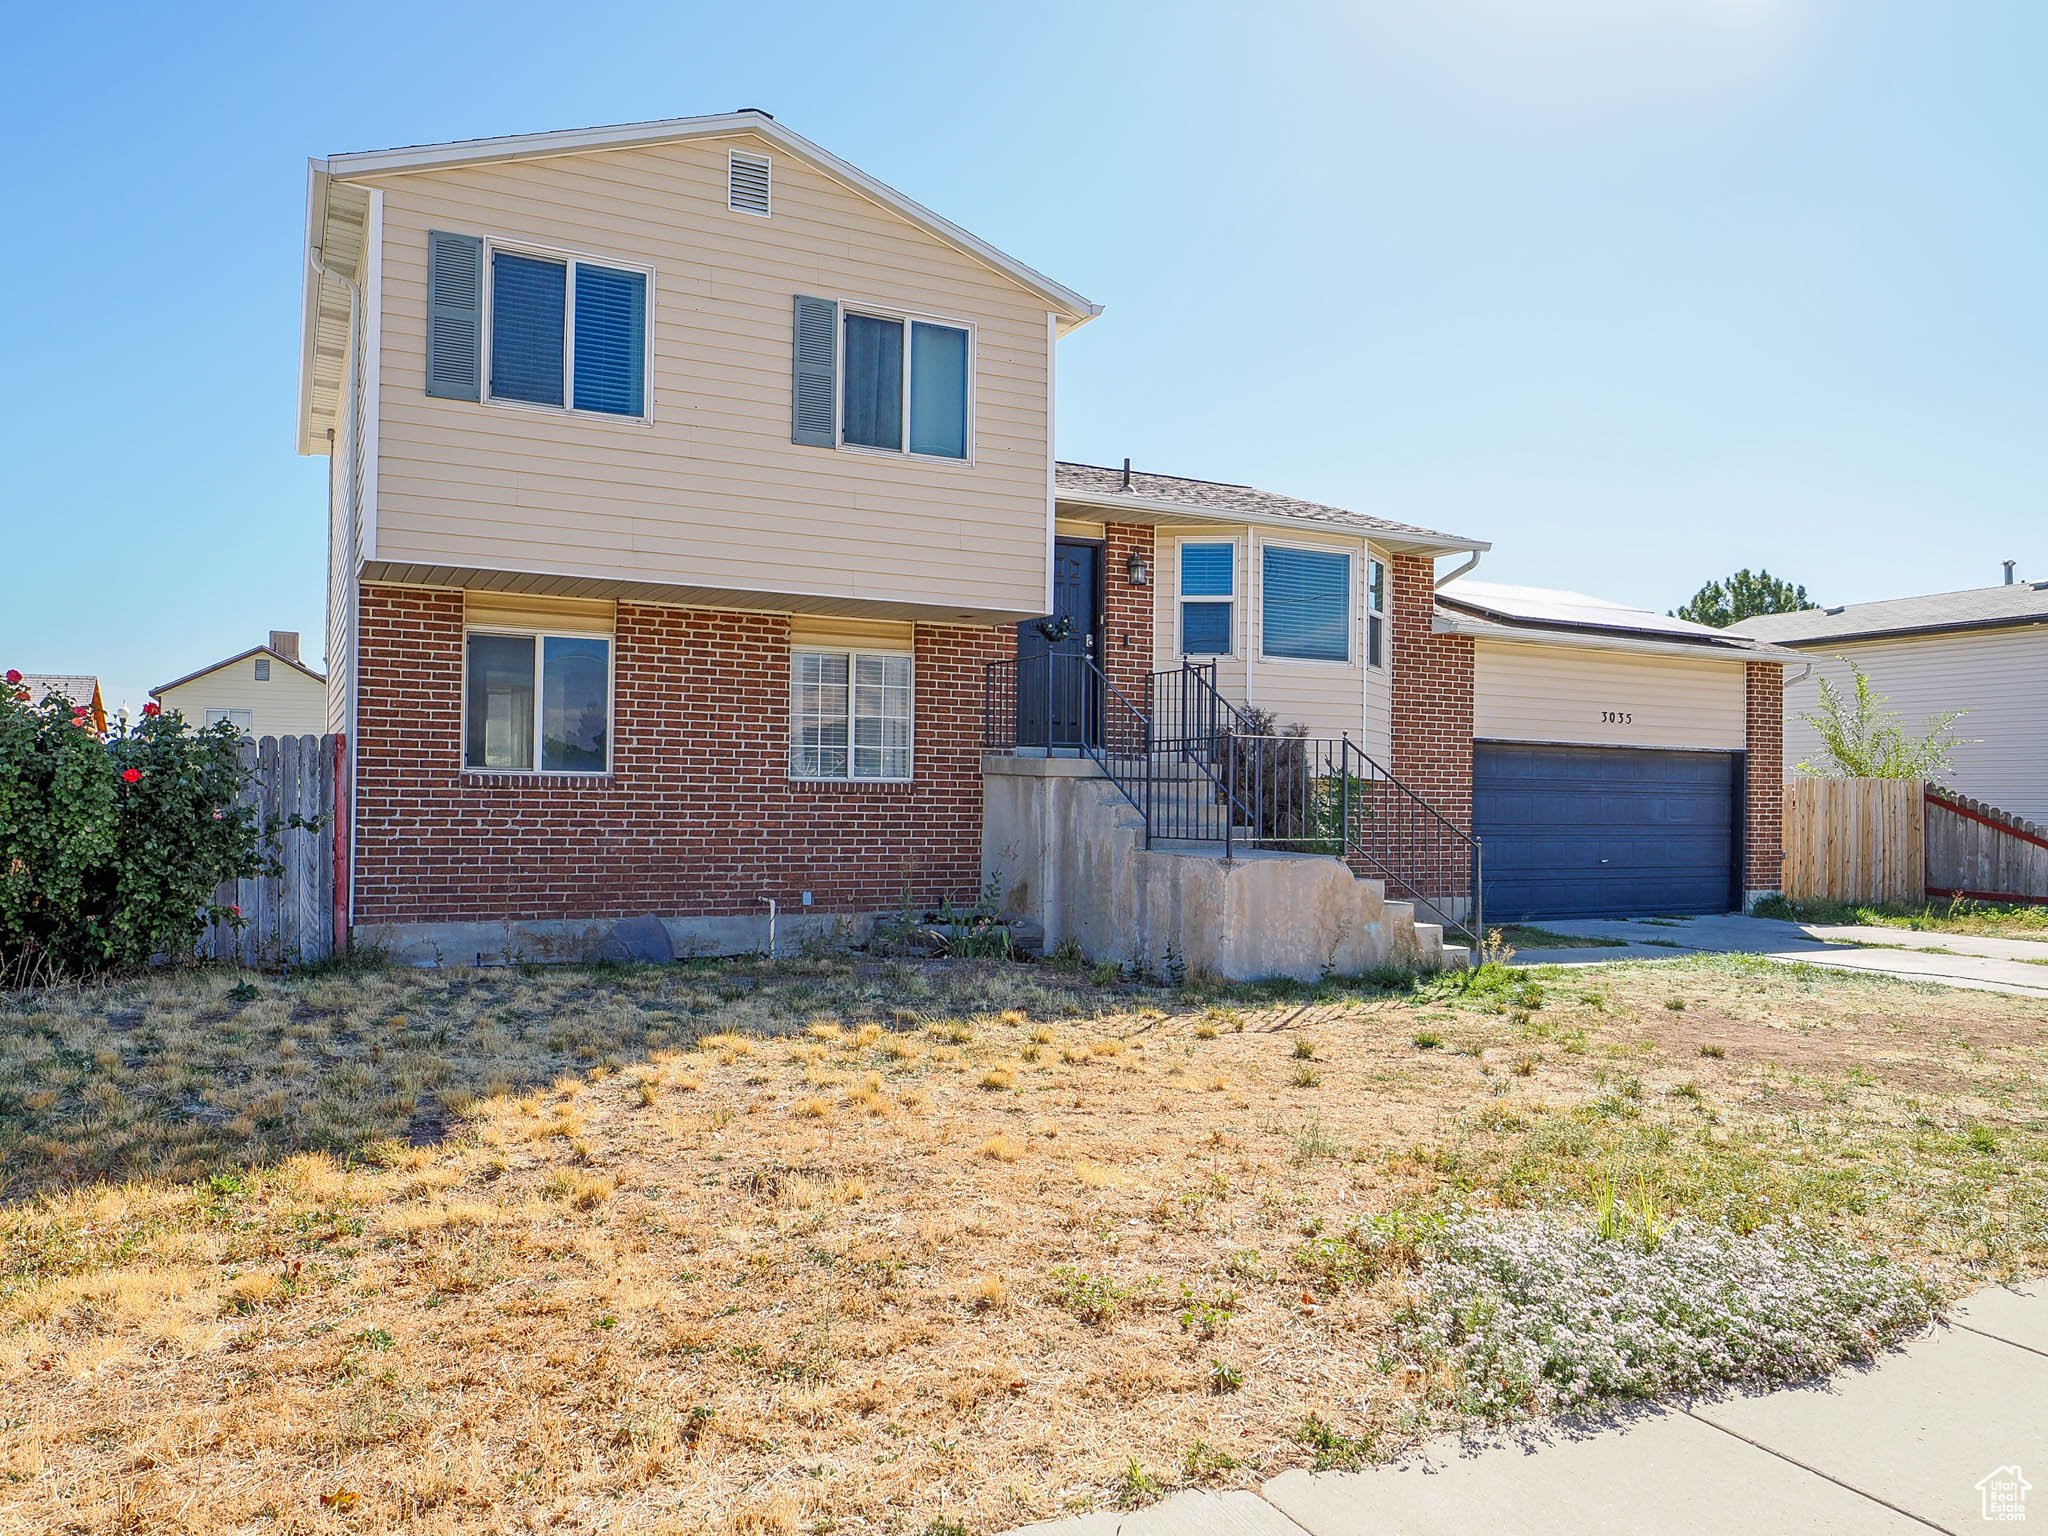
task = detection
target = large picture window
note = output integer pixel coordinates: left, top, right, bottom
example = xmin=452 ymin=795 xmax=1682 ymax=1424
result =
xmin=840 ymin=311 xmax=969 ymax=459
xmin=1179 ymin=541 xmax=1235 ymax=655
xmin=1262 ymin=545 xmax=1351 ymax=663
xmin=464 ymin=631 xmax=611 ymax=774
xmin=791 ymin=650 xmax=913 ymax=780
xmin=489 ymin=246 xmax=647 ymax=418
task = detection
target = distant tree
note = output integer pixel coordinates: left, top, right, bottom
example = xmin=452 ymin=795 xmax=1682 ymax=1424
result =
xmin=1673 ymin=569 xmax=1817 ymax=628
xmin=1797 ymin=659 xmax=1971 ymax=781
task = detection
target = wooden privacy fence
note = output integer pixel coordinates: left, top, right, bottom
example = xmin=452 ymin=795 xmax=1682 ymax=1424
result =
xmin=1926 ymin=790 xmax=2048 ymax=905
xmin=197 ymin=734 xmax=350 ymax=966
xmin=1782 ymin=777 xmax=1924 ymax=905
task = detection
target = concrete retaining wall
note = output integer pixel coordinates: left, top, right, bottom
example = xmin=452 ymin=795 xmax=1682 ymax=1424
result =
xmin=981 ymin=754 xmax=1445 ymax=982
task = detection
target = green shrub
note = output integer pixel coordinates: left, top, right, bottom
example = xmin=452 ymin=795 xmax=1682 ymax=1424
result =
xmin=0 ymin=680 xmax=270 ymax=977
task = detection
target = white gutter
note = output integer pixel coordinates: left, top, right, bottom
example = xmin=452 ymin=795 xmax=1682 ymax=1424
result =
xmin=1434 ymin=610 xmax=1807 ymax=664
xmin=1054 ymin=490 xmax=1490 ymax=558
xmin=1434 ymin=550 xmax=1483 ymax=588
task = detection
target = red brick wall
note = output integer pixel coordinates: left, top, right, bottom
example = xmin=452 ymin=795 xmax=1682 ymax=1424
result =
xmin=1100 ymin=523 xmax=1156 ymax=701
xmin=1745 ymin=661 xmax=1785 ymax=897
xmin=352 ymin=584 xmax=1009 ymax=925
xmin=1388 ymin=554 xmax=1474 ymax=829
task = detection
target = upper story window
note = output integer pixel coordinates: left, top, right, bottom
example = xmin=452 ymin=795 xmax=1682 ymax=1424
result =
xmin=1262 ymin=544 xmax=1351 ymax=663
xmin=1367 ymin=558 xmax=1387 ymax=668
xmin=1179 ymin=541 xmax=1235 ymax=656
xmin=464 ymin=630 xmax=611 ymax=774
xmin=424 ymin=230 xmax=648 ymax=419
xmin=790 ymin=295 xmax=971 ymax=461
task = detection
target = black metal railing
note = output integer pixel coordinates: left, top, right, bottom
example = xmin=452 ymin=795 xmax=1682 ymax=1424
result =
xmin=983 ymin=656 xmax=1483 ymax=940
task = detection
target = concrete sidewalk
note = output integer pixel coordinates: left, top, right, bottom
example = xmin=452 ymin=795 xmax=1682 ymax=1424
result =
xmin=1504 ymin=913 xmax=2048 ymax=999
xmin=1016 ymin=1282 xmax=2047 ymax=1536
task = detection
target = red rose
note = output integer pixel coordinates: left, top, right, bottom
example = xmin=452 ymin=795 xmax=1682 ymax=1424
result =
xmin=143 ymin=702 xmax=160 ymax=717
xmin=72 ymin=705 xmax=87 ymax=716
xmin=230 ymin=904 xmax=241 ymax=917
xmin=3 ymin=669 xmax=18 ymax=684
xmin=122 ymin=768 xmax=142 ymax=784
xmin=11 ymin=691 xmax=24 ymax=702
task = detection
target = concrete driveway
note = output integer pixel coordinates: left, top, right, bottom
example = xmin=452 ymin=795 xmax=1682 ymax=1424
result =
xmin=1503 ymin=912 xmax=2048 ymax=999
xmin=1015 ymin=1282 xmax=2048 ymax=1535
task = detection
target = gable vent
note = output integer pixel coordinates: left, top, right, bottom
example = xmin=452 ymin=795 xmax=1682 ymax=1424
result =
xmin=729 ymin=151 xmax=772 ymax=216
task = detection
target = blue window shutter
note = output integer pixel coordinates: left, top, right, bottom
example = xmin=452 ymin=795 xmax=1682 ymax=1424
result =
xmin=791 ymin=294 xmax=838 ymax=446
xmin=426 ymin=231 xmax=482 ymax=401
xmin=572 ymin=264 xmax=646 ymax=416
xmin=490 ymin=252 xmax=566 ymax=407
xmin=1262 ymin=546 xmax=1351 ymax=661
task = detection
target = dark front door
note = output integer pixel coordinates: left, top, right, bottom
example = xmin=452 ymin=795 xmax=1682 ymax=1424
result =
xmin=1474 ymin=743 xmax=1740 ymax=920
xmin=1015 ymin=539 xmax=1102 ymax=750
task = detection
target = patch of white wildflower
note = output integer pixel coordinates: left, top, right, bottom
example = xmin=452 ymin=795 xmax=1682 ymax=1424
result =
xmin=1402 ymin=1213 xmax=1938 ymax=1420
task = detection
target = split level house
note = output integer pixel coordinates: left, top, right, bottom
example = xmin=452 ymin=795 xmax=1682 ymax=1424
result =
xmin=299 ymin=111 xmax=1795 ymax=978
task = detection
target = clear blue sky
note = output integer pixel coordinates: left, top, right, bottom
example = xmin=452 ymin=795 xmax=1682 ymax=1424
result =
xmin=4 ymin=0 xmax=2043 ymax=716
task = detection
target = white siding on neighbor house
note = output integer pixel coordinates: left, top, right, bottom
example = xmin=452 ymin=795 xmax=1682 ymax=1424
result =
xmin=159 ymin=659 xmax=331 ymax=739
xmin=1780 ymin=627 xmax=2048 ymax=821
xmin=1150 ymin=524 xmax=1387 ymax=744
xmin=354 ymin=133 xmax=1054 ymax=622
xmin=1474 ymin=642 xmax=1746 ymax=752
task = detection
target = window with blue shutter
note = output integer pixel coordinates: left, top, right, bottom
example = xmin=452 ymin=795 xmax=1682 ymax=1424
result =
xmin=1180 ymin=541 xmax=1234 ymax=655
xmin=572 ymin=264 xmax=646 ymax=416
xmin=426 ymin=231 xmax=483 ymax=401
xmin=824 ymin=309 xmax=972 ymax=457
xmin=908 ymin=322 xmax=968 ymax=458
xmin=842 ymin=313 xmax=904 ymax=451
xmin=476 ymin=244 xmax=649 ymax=417
xmin=1262 ymin=545 xmax=1351 ymax=662
xmin=490 ymin=252 xmax=566 ymax=407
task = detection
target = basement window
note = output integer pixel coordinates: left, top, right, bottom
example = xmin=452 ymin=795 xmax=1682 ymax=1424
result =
xmin=790 ymin=650 xmax=913 ymax=781
xmin=464 ymin=631 xmax=611 ymax=774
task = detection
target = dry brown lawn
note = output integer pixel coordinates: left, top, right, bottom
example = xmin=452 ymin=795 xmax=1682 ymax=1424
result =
xmin=3 ymin=952 xmax=2044 ymax=1533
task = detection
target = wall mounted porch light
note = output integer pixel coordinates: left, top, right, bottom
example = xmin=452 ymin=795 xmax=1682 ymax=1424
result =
xmin=1126 ymin=550 xmax=1150 ymax=587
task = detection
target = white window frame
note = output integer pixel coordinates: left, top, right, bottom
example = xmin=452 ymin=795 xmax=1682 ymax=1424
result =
xmin=1367 ymin=556 xmax=1387 ymax=670
xmin=788 ymin=646 xmax=916 ymax=783
xmin=1258 ymin=539 xmax=1355 ymax=667
xmin=1178 ymin=539 xmax=1238 ymax=658
xmin=480 ymin=237 xmax=656 ymax=425
xmin=206 ymin=708 xmax=254 ymax=736
xmin=460 ymin=625 xmax=616 ymax=777
xmin=836 ymin=305 xmax=976 ymax=465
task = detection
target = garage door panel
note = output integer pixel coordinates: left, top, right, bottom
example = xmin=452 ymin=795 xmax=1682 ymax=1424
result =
xmin=1476 ymin=744 xmax=1738 ymax=921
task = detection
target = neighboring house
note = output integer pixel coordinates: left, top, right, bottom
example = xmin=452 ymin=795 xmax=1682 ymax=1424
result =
xmin=297 ymin=110 xmax=1793 ymax=971
xmin=1731 ymin=578 xmax=2048 ymax=822
xmin=19 ymin=675 xmax=107 ymax=735
xmin=151 ymin=632 xmax=328 ymax=738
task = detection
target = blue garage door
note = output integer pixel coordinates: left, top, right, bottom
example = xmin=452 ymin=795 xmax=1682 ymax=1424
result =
xmin=1475 ymin=744 xmax=1739 ymax=921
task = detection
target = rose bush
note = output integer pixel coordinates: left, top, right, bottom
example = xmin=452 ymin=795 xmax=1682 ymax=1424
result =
xmin=0 ymin=680 xmax=271 ymax=977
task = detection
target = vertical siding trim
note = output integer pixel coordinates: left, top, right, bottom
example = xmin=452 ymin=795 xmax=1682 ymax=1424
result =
xmin=362 ymin=190 xmax=383 ymax=564
xmin=1044 ymin=312 xmax=1056 ymax=618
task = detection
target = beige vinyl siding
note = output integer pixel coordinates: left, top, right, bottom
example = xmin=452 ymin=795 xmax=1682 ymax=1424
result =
xmin=1781 ymin=627 xmax=2048 ymax=821
xmin=1475 ymin=642 xmax=1745 ymax=751
xmin=1151 ymin=525 xmax=1382 ymax=742
xmin=357 ymin=134 xmax=1052 ymax=621
xmin=465 ymin=592 xmax=615 ymax=633
xmin=159 ymin=661 xmax=330 ymax=739
xmin=788 ymin=615 xmax=914 ymax=651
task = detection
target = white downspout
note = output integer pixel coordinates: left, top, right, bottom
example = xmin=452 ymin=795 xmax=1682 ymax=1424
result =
xmin=1434 ymin=549 xmax=1483 ymax=589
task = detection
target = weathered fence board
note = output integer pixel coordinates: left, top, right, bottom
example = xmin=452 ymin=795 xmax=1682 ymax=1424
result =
xmin=1926 ymin=790 xmax=2048 ymax=905
xmin=198 ymin=733 xmax=346 ymax=966
xmin=1783 ymin=777 xmax=1924 ymax=905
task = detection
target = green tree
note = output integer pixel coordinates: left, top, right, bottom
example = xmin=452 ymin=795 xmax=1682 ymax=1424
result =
xmin=1673 ymin=569 xmax=1817 ymax=628
xmin=1796 ymin=660 xmax=1971 ymax=781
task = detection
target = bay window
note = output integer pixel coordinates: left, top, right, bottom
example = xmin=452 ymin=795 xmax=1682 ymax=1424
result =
xmin=1261 ymin=545 xmax=1351 ymax=663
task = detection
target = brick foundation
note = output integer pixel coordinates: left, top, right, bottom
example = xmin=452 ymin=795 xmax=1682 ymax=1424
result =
xmin=1388 ymin=554 xmax=1474 ymax=829
xmin=1100 ymin=523 xmax=1156 ymax=700
xmin=1744 ymin=661 xmax=1785 ymax=898
xmin=352 ymin=584 xmax=1010 ymax=926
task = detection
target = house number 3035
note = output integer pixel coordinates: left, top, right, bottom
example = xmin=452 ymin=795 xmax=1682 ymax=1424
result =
xmin=1601 ymin=709 xmax=1634 ymax=725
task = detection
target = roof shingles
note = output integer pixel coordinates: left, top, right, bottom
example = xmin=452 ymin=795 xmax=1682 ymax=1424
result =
xmin=1730 ymin=583 xmax=2048 ymax=645
xmin=1054 ymin=462 xmax=1485 ymax=551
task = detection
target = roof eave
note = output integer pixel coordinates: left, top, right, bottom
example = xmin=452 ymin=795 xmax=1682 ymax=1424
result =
xmin=324 ymin=113 xmax=1101 ymax=326
xmin=1054 ymin=489 xmax=1489 ymax=556
xmin=1435 ymin=606 xmax=1803 ymax=663
xmin=296 ymin=159 xmax=329 ymax=456
xmin=1744 ymin=612 xmax=2048 ymax=649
